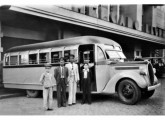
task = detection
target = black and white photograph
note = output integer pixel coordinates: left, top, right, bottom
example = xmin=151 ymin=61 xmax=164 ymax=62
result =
xmin=0 ymin=0 xmax=165 ymax=117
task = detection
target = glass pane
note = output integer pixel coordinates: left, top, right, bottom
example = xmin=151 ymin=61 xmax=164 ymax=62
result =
xmin=10 ymin=56 xmax=18 ymax=65
xmin=39 ymin=53 xmax=49 ymax=63
xmin=64 ymin=49 xmax=77 ymax=62
xmin=51 ymin=51 xmax=62 ymax=63
xmin=97 ymin=47 xmax=105 ymax=61
xmin=106 ymin=51 xmax=120 ymax=59
xmin=115 ymin=46 xmax=121 ymax=50
xmin=19 ymin=54 xmax=28 ymax=65
xmin=118 ymin=52 xmax=126 ymax=59
xmin=29 ymin=54 xmax=38 ymax=64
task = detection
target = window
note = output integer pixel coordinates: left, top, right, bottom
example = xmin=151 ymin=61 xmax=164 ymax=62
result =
xmin=118 ymin=52 xmax=126 ymax=59
xmin=29 ymin=54 xmax=38 ymax=64
xmin=19 ymin=52 xmax=28 ymax=65
xmin=115 ymin=46 xmax=121 ymax=51
xmin=10 ymin=56 xmax=18 ymax=65
xmin=106 ymin=51 xmax=120 ymax=59
xmin=51 ymin=51 xmax=62 ymax=63
xmin=39 ymin=53 xmax=49 ymax=63
xmin=97 ymin=46 xmax=105 ymax=61
xmin=64 ymin=49 xmax=78 ymax=62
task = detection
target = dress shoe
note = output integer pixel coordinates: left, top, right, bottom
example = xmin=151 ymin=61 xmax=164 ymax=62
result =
xmin=81 ymin=102 xmax=85 ymax=105
xmin=72 ymin=103 xmax=76 ymax=105
xmin=68 ymin=104 xmax=72 ymax=106
xmin=62 ymin=103 xmax=66 ymax=107
xmin=48 ymin=108 xmax=53 ymax=111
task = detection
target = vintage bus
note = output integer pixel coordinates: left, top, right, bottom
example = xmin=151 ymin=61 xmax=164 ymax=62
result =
xmin=3 ymin=36 xmax=160 ymax=105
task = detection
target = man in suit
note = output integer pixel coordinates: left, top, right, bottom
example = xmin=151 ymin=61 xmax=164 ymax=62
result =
xmin=54 ymin=57 xmax=68 ymax=108
xmin=65 ymin=54 xmax=80 ymax=106
xmin=81 ymin=63 xmax=92 ymax=104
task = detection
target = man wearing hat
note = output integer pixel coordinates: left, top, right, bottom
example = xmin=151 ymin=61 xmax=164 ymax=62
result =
xmin=40 ymin=63 xmax=54 ymax=111
xmin=54 ymin=57 xmax=68 ymax=108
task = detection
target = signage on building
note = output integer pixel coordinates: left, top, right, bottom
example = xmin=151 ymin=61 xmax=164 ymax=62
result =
xmin=109 ymin=11 xmax=165 ymax=38
xmin=110 ymin=12 xmax=139 ymax=30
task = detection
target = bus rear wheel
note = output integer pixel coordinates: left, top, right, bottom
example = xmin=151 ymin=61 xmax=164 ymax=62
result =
xmin=26 ymin=90 xmax=39 ymax=98
xmin=117 ymin=79 xmax=141 ymax=105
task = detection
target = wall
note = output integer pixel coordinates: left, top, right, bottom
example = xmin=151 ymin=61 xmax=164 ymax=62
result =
xmin=63 ymin=29 xmax=81 ymax=39
xmin=120 ymin=5 xmax=142 ymax=31
xmin=142 ymin=6 xmax=153 ymax=27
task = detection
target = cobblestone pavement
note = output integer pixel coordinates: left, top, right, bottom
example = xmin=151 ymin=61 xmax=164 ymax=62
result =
xmin=0 ymin=78 xmax=165 ymax=115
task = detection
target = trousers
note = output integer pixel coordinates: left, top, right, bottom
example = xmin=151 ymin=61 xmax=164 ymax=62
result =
xmin=57 ymin=78 xmax=66 ymax=107
xmin=82 ymin=78 xmax=91 ymax=104
xmin=43 ymin=87 xmax=53 ymax=109
xmin=68 ymin=80 xmax=77 ymax=105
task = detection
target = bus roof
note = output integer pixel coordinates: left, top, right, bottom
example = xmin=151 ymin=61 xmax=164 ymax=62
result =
xmin=6 ymin=36 xmax=120 ymax=53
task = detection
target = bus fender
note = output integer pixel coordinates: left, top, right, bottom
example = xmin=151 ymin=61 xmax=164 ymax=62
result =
xmin=102 ymin=71 xmax=148 ymax=93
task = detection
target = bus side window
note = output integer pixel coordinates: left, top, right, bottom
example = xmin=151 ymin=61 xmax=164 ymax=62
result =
xmin=51 ymin=51 xmax=62 ymax=63
xmin=64 ymin=50 xmax=70 ymax=62
xmin=64 ymin=49 xmax=78 ymax=62
xmin=10 ymin=56 xmax=18 ymax=65
xmin=19 ymin=53 xmax=28 ymax=65
xmin=29 ymin=54 xmax=38 ymax=64
xmin=39 ymin=53 xmax=49 ymax=63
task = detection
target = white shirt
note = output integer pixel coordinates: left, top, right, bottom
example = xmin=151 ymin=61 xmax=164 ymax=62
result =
xmin=83 ymin=69 xmax=89 ymax=79
xmin=71 ymin=63 xmax=75 ymax=76
xmin=60 ymin=66 xmax=64 ymax=78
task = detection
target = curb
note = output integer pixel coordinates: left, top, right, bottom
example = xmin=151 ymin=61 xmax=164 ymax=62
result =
xmin=0 ymin=93 xmax=25 ymax=99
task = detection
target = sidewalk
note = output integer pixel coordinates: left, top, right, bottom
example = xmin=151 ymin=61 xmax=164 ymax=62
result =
xmin=0 ymin=87 xmax=26 ymax=99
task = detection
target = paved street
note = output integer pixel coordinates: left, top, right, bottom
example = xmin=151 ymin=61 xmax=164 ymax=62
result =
xmin=0 ymin=78 xmax=165 ymax=115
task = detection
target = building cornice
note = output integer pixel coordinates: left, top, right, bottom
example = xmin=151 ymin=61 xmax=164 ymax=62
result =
xmin=8 ymin=5 xmax=165 ymax=45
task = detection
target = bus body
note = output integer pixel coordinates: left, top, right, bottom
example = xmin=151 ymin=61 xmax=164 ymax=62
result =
xmin=3 ymin=36 xmax=160 ymax=105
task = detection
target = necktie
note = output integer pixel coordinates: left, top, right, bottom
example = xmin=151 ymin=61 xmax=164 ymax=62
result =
xmin=72 ymin=64 xmax=73 ymax=70
xmin=62 ymin=67 xmax=64 ymax=78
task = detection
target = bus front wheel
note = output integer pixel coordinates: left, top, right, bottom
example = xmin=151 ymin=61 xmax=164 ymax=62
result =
xmin=117 ymin=79 xmax=141 ymax=105
xmin=26 ymin=90 xmax=39 ymax=98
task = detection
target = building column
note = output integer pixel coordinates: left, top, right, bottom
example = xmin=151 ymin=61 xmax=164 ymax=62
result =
xmin=0 ymin=21 xmax=4 ymax=61
xmin=117 ymin=5 xmax=120 ymax=22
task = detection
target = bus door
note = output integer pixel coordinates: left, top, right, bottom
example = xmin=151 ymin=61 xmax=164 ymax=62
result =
xmin=95 ymin=45 xmax=110 ymax=92
xmin=79 ymin=44 xmax=96 ymax=91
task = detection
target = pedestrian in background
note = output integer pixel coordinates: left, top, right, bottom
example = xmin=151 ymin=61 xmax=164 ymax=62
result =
xmin=81 ymin=62 xmax=92 ymax=105
xmin=54 ymin=57 xmax=68 ymax=108
xmin=39 ymin=63 xmax=54 ymax=111
xmin=65 ymin=54 xmax=80 ymax=106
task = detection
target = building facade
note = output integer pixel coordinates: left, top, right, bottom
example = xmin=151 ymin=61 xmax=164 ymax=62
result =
xmin=0 ymin=4 xmax=165 ymax=62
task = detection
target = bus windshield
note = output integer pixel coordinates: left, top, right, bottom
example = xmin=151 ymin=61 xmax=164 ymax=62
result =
xmin=106 ymin=50 xmax=126 ymax=60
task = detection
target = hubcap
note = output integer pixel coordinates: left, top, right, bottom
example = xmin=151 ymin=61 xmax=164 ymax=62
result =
xmin=122 ymin=84 xmax=134 ymax=99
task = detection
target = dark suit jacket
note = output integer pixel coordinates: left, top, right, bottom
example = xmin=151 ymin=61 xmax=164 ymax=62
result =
xmin=54 ymin=66 xmax=68 ymax=85
xmin=81 ymin=70 xmax=91 ymax=86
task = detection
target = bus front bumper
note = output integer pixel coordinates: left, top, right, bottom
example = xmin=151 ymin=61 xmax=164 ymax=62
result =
xmin=148 ymin=83 xmax=161 ymax=91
